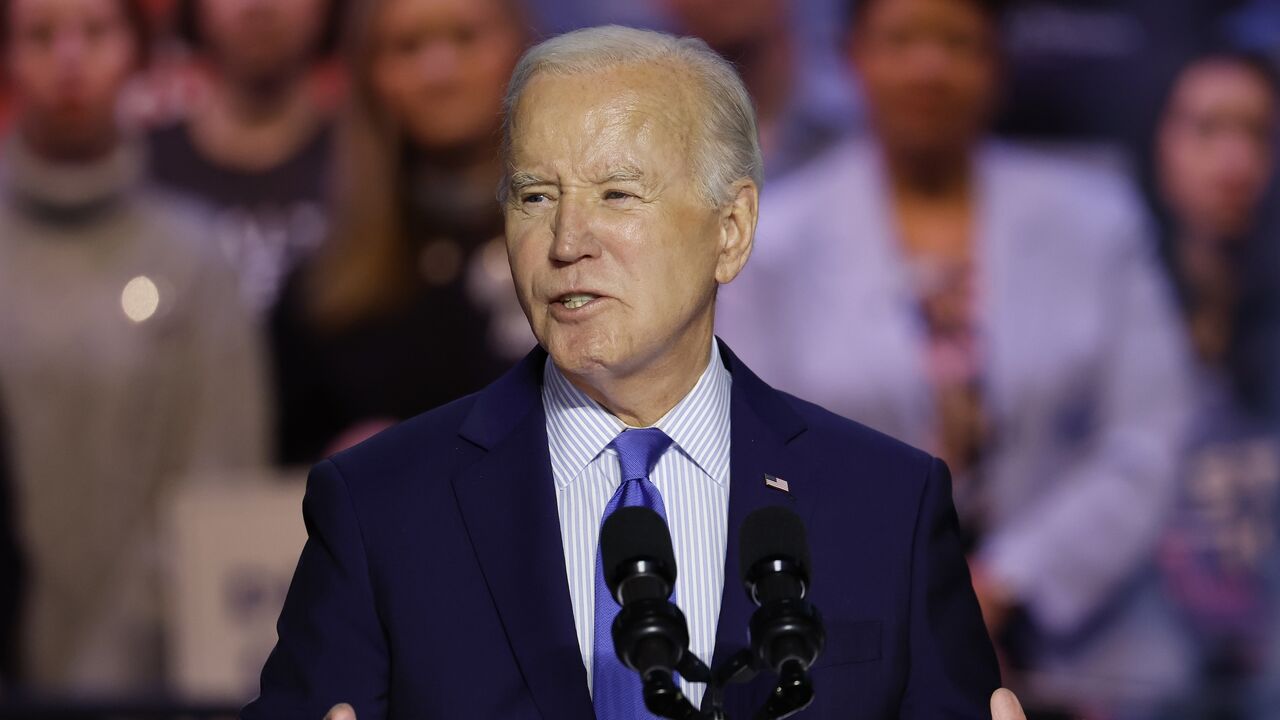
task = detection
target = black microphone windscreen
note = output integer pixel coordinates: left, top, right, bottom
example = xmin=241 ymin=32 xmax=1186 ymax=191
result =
xmin=601 ymin=506 xmax=678 ymax=595
xmin=739 ymin=506 xmax=811 ymax=584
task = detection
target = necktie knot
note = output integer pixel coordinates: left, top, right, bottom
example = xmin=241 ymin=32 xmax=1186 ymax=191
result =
xmin=610 ymin=427 xmax=674 ymax=484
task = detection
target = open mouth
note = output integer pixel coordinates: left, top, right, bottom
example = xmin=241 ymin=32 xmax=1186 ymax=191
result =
xmin=557 ymin=293 xmax=599 ymax=310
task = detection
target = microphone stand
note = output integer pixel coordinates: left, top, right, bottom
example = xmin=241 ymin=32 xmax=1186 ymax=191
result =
xmin=640 ymin=646 xmax=809 ymax=720
xmin=635 ymin=651 xmax=710 ymax=719
xmin=751 ymin=658 xmax=815 ymax=720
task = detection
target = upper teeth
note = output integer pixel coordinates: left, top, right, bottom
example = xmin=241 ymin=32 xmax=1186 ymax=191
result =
xmin=562 ymin=294 xmax=594 ymax=310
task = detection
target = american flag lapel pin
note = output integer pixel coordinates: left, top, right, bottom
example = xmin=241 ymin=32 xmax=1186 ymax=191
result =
xmin=764 ymin=473 xmax=790 ymax=494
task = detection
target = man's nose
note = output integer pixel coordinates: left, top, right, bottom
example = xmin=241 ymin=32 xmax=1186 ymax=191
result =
xmin=549 ymin=196 xmax=601 ymax=264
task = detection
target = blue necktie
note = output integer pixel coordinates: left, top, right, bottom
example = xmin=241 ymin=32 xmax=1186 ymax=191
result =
xmin=593 ymin=427 xmax=675 ymax=719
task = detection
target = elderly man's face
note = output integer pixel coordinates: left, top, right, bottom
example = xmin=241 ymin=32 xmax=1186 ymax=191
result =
xmin=504 ymin=63 xmax=743 ymax=383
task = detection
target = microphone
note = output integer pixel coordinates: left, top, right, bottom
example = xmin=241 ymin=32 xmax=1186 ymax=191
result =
xmin=739 ymin=506 xmax=825 ymax=719
xmin=739 ymin=505 xmax=812 ymax=607
xmin=600 ymin=507 xmax=707 ymax=718
xmin=602 ymin=506 xmax=678 ymax=606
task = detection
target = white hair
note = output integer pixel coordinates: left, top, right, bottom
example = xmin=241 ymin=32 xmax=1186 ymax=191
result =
xmin=500 ymin=25 xmax=763 ymax=207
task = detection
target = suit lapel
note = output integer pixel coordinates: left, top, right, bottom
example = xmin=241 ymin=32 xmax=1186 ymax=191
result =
xmin=451 ymin=349 xmax=594 ymax=720
xmin=711 ymin=343 xmax=821 ymax=709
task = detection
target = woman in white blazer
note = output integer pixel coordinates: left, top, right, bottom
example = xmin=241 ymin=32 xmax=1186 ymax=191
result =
xmin=719 ymin=0 xmax=1196 ymax=713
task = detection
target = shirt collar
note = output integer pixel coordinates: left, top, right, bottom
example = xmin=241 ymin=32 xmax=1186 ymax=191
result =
xmin=543 ymin=339 xmax=733 ymax=490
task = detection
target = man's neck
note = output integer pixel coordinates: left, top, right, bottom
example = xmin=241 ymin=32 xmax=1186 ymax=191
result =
xmin=561 ymin=327 xmax=717 ymax=428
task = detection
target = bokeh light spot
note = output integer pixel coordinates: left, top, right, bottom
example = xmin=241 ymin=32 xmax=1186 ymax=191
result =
xmin=121 ymin=275 xmax=160 ymax=323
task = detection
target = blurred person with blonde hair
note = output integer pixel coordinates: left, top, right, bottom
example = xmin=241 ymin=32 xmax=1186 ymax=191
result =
xmin=270 ymin=0 xmax=534 ymax=465
xmin=147 ymin=0 xmax=345 ymax=317
xmin=719 ymin=0 xmax=1194 ymax=713
xmin=0 ymin=0 xmax=267 ymax=695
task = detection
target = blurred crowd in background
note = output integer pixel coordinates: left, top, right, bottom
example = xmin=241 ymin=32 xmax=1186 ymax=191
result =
xmin=0 ymin=0 xmax=1278 ymax=718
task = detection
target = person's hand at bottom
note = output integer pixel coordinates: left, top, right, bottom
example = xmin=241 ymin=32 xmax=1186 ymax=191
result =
xmin=991 ymin=688 xmax=1026 ymax=720
xmin=324 ymin=703 xmax=356 ymax=720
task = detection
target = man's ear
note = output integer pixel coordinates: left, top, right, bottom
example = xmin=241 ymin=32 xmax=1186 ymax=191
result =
xmin=715 ymin=178 xmax=759 ymax=285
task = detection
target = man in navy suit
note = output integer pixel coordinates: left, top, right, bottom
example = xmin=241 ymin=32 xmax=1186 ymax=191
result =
xmin=244 ymin=25 xmax=1001 ymax=719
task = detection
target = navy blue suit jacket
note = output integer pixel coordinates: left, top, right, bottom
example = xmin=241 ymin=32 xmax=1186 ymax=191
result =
xmin=243 ymin=343 xmax=999 ymax=719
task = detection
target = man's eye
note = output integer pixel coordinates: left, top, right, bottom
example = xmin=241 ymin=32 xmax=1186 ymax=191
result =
xmin=604 ymin=190 xmax=632 ymax=201
xmin=521 ymin=193 xmax=548 ymax=204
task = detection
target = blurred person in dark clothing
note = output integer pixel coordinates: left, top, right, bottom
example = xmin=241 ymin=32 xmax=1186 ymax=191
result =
xmin=146 ymin=0 xmax=343 ymax=317
xmin=1156 ymin=52 xmax=1279 ymax=379
xmin=661 ymin=0 xmax=851 ymax=178
xmin=719 ymin=0 xmax=1194 ymax=712
xmin=0 ymin=0 xmax=267 ymax=695
xmin=1153 ymin=52 xmax=1280 ymax=717
xmin=270 ymin=0 xmax=534 ymax=466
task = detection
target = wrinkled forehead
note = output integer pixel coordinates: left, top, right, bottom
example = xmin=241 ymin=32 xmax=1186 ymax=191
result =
xmin=507 ymin=63 xmax=700 ymax=177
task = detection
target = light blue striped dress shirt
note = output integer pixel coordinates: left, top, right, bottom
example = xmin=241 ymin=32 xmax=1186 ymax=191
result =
xmin=543 ymin=340 xmax=732 ymax=709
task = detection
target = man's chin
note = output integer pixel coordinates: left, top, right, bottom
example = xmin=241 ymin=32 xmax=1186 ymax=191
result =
xmin=544 ymin=334 xmax=621 ymax=378
xmin=546 ymin=348 xmax=612 ymax=378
